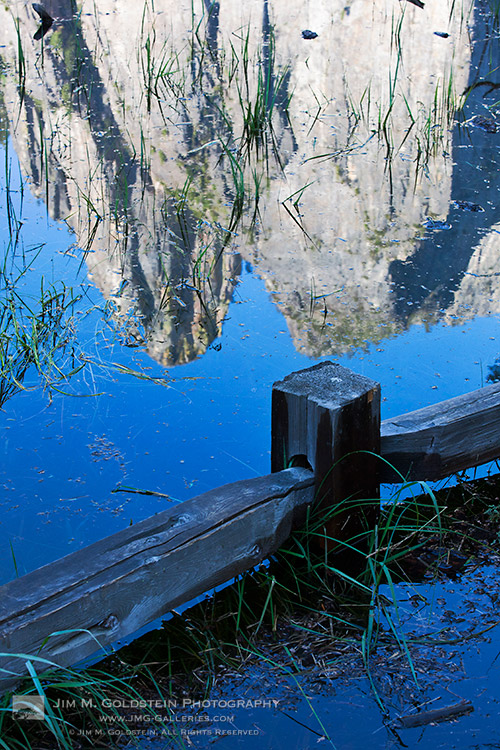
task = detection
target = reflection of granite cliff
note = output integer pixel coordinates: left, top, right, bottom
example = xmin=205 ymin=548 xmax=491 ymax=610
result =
xmin=235 ymin=0 xmax=474 ymax=355
xmin=1 ymin=0 xmax=491 ymax=363
xmin=388 ymin=8 xmax=500 ymax=329
xmin=1 ymin=0 xmax=250 ymax=365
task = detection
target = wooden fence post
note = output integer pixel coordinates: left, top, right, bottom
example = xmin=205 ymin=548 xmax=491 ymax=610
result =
xmin=271 ymin=361 xmax=381 ymax=556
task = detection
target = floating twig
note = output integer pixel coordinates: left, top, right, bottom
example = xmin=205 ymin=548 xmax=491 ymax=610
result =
xmin=395 ymin=699 xmax=473 ymax=728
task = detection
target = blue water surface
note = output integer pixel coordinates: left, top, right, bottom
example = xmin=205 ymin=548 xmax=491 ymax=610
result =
xmin=1 ymin=151 xmax=498 ymax=580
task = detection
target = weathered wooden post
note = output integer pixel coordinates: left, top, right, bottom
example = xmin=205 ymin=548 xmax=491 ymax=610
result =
xmin=271 ymin=361 xmax=381 ymax=558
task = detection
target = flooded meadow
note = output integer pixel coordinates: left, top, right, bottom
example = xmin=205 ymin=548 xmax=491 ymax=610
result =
xmin=2 ymin=0 xmax=500 ymax=746
xmin=1 ymin=0 xmax=500 ymax=577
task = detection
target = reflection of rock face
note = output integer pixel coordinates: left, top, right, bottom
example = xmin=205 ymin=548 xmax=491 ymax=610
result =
xmin=240 ymin=0 xmax=473 ymax=355
xmin=88 ymin=198 xmax=242 ymax=365
xmin=1 ymin=1 xmax=250 ymax=365
xmin=1 ymin=0 xmax=497 ymax=362
xmin=443 ymin=223 xmax=500 ymax=323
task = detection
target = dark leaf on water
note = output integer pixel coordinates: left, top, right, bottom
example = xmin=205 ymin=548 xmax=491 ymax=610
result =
xmin=452 ymin=199 xmax=485 ymax=213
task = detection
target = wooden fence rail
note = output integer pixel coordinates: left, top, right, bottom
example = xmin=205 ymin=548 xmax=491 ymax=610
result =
xmin=1 ymin=360 xmax=500 ymax=695
xmin=0 ymin=468 xmax=314 ymax=694
xmin=380 ymin=380 xmax=500 ymax=481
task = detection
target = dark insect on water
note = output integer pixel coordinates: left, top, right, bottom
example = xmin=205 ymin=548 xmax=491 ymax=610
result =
xmin=32 ymin=3 xmax=54 ymax=40
xmin=302 ymin=30 xmax=318 ymax=40
xmin=452 ymin=200 xmax=485 ymax=213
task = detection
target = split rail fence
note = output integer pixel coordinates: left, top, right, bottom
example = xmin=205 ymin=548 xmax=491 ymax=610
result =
xmin=1 ymin=361 xmax=500 ymax=694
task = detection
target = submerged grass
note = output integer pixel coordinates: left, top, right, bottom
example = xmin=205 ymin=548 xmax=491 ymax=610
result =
xmin=136 ymin=4 xmax=292 ymax=237
xmin=13 ymin=16 xmax=26 ymax=118
xmin=0 ymin=153 xmax=89 ymax=406
xmin=0 ymin=271 xmax=84 ymax=407
xmin=338 ymin=2 xmax=468 ymax=182
xmin=231 ymin=25 xmax=292 ymax=165
xmin=0 ymin=142 xmax=87 ymax=406
xmin=139 ymin=3 xmax=187 ymax=118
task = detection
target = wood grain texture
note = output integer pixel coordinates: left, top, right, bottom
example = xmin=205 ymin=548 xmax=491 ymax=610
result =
xmin=272 ymin=361 xmax=380 ymax=550
xmin=380 ymin=381 xmax=500 ymax=480
xmin=0 ymin=467 xmax=314 ymax=694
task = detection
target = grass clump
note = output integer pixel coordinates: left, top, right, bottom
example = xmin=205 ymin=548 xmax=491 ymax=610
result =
xmin=0 ymin=656 xmax=184 ymax=749
xmin=0 ymin=272 xmax=84 ymax=407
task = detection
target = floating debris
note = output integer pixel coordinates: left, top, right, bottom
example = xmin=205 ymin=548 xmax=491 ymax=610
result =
xmin=470 ymin=114 xmax=498 ymax=133
xmin=395 ymin=699 xmax=474 ymax=729
xmin=453 ymin=199 xmax=485 ymax=212
xmin=434 ymin=31 xmax=450 ymax=38
xmin=88 ymin=435 xmax=123 ymax=463
xmin=302 ymin=29 xmax=318 ymax=39
xmin=422 ymin=217 xmax=452 ymax=230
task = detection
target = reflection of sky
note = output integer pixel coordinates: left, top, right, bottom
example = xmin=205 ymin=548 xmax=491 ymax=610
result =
xmin=1 ymin=140 xmax=500 ymax=582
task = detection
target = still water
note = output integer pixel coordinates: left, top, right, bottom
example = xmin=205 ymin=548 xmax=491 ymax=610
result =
xmin=0 ymin=0 xmax=500 ymax=584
